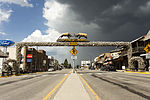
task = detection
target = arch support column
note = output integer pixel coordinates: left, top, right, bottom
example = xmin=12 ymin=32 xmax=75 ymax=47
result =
xmin=16 ymin=44 xmax=22 ymax=74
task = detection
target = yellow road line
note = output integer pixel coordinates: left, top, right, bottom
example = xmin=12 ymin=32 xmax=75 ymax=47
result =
xmin=78 ymin=74 xmax=101 ymax=100
xmin=43 ymin=70 xmax=72 ymax=100
xmin=125 ymin=71 xmax=150 ymax=74
xmin=0 ymin=74 xmax=27 ymax=78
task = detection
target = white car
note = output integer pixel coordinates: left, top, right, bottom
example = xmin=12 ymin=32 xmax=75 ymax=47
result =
xmin=48 ymin=68 xmax=54 ymax=72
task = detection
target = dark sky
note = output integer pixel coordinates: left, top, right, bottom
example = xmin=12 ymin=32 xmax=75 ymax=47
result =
xmin=50 ymin=0 xmax=150 ymax=65
xmin=56 ymin=0 xmax=150 ymax=41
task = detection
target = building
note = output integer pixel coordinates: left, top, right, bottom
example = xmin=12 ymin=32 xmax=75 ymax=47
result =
xmin=0 ymin=46 xmax=50 ymax=74
xmin=120 ymin=30 xmax=150 ymax=71
xmin=53 ymin=59 xmax=59 ymax=70
xmin=48 ymin=56 xmax=54 ymax=68
xmin=94 ymin=53 xmax=112 ymax=69
xmin=0 ymin=47 xmax=25 ymax=70
xmin=23 ymin=48 xmax=49 ymax=72
xmin=81 ymin=60 xmax=91 ymax=68
xmin=94 ymin=30 xmax=150 ymax=71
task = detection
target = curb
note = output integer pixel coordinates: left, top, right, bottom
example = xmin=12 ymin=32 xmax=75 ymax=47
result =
xmin=125 ymin=71 xmax=150 ymax=74
xmin=0 ymin=71 xmax=46 ymax=78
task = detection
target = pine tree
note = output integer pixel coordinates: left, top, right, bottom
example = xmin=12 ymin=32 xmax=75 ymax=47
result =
xmin=64 ymin=59 xmax=68 ymax=68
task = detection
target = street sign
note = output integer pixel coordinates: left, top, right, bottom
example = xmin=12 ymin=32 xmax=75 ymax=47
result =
xmin=27 ymin=59 xmax=32 ymax=62
xmin=0 ymin=40 xmax=15 ymax=46
xmin=69 ymin=42 xmax=78 ymax=46
xmin=27 ymin=54 xmax=32 ymax=58
xmin=144 ymin=44 xmax=150 ymax=53
xmin=70 ymin=46 xmax=78 ymax=56
xmin=71 ymin=56 xmax=77 ymax=59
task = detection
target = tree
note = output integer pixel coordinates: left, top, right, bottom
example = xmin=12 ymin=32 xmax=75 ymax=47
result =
xmin=68 ymin=64 xmax=72 ymax=69
xmin=64 ymin=59 xmax=68 ymax=68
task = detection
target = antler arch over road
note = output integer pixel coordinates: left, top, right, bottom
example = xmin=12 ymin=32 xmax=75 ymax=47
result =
xmin=16 ymin=41 xmax=132 ymax=74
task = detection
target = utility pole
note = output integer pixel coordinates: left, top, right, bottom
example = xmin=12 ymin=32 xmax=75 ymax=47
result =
xmin=73 ymin=58 xmax=75 ymax=73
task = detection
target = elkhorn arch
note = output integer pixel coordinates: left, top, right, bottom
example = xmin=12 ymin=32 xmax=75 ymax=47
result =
xmin=16 ymin=41 xmax=132 ymax=74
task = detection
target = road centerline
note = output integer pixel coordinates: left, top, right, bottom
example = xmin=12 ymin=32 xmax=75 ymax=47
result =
xmin=78 ymin=73 xmax=101 ymax=100
xmin=42 ymin=70 xmax=71 ymax=100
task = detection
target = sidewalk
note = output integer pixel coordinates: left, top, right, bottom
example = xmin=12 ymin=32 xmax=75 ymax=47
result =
xmin=53 ymin=71 xmax=91 ymax=100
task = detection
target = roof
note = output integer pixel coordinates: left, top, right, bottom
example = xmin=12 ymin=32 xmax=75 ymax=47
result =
xmin=110 ymin=48 xmax=123 ymax=53
xmin=130 ymin=36 xmax=144 ymax=43
xmin=143 ymin=30 xmax=150 ymax=41
xmin=131 ymin=30 xmax=150 ymax=43
xmin=99 ymin=54 xmax=104 ymax=57
xmin=0 ymin=50 xmax=8 ymax=58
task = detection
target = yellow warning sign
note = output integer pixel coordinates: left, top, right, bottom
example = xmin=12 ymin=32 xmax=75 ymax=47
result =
xmin=70 ymin=46 xmax=78 ymax=56
xmin=144 ymin=44 xmax=150 ymax=53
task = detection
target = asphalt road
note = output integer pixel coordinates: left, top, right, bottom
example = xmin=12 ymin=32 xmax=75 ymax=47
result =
xmin=0 ymin=69 xmax=150 ymax=100
xmin=77 ymin=69 xmax=150 ymax=100
xmin=0 ymin=69 xmax=71 ymax=100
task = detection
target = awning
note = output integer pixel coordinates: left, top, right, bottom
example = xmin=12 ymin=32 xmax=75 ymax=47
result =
xmin=140 ymin=54 xmax=146 ymax=56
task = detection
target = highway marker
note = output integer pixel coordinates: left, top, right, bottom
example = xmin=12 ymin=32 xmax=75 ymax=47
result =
xmin=78 ymin=74 xmax=101 ymax=100
xmin=43 ymin=70 xmax=71 ymax=100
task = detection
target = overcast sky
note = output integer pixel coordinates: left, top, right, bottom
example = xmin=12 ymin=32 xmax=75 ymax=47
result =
xmin=0 ymin=0 xmax=150 ymax=65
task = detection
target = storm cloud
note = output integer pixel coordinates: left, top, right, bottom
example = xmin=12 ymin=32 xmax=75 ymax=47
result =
xmin=56 ymin=0 xmax=150 ymax=41
xmin=24 ymin=0 xmax=150 ymax=64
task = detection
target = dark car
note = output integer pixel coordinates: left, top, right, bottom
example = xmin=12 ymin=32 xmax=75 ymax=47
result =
xmin=108 ymin=65 xmax=116 ymax=71
xmin=100 ymin=64 xmax=116 ymax=71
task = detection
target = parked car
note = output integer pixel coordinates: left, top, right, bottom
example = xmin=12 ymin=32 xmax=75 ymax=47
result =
xmin=58 ymin=66 xmax=62 ymax=70
xmin=100 ymin=64 xmax=116 ymax=71
xmin=108 ymin=65 xmax=116 ymax=71
xmin=80 ymin=67 xmax=84 ymax=70
xmin=48 ymin=68 xmax=54 ymax=72
xmin=90 ymin=66 xmax=95 ymax=70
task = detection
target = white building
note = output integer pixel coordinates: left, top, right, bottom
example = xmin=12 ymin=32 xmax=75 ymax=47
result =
xmin=0 ymin=46 xmax=25 ymax=70
xmin=81 ymin=60 xmax=91 ymax=68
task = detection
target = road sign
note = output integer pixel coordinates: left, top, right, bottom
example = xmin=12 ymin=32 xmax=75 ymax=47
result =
xmin=144 ymin=44 xmax=150 ymax=53
xmin=27 ymin=54 xmax=32 ymax=58
xmin=0 ymin=40 xmax=15 ymax=46
xmin=69 ymin=42 xmax=78 ymax=46
xmin=70 ymin=46 xmax=78 ymax=56
xmin=27 ymin=59 xmax=32 ymax=62
xmin=71 ymin=56 xmax=77 ymax=59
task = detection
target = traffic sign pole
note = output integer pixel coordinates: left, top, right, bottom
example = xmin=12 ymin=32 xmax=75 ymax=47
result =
xmin=73 ymin=58 xmax=75 ymax=73
xmin=70 ymin=46 xmax=78 ymax=73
